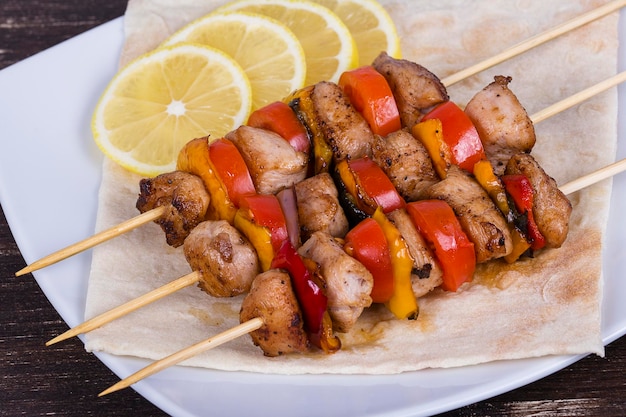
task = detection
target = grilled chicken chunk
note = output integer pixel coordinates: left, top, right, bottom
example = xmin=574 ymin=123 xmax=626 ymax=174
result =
xmin=294 ymin=173 xmax=349 ymax=241
xmin=310 ymin=81 xmax=375 ymax=162
xmin=505 ymin=153 xmax=571 ymax=248
xmin=371 ymin=129 xmax=439 ymax=201
xmin=183 ymin=220 xmax=260 ymax=297
xmin=240 ymin=270 xmax=309 ymax=357
xmin=136 ymin=171 xmax=210 ymax=247
xmin=226 ymin=125 xmax=308 ymax=195
xmin=387 ymin=209 xmax=444 ymax=298
xmin=372 ymin=51 xmax=449 ymax=129
xmin=465 ymin=76 xmax=536 ymax=175
xmin=425 ymin=166 xmax=512 ymax=263
xmin=298 ymin=231 xmax=373 ymax=333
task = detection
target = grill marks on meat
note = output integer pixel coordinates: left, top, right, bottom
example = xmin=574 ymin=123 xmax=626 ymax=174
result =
xmin=226 ymin=125 xmax=308 ymax=195
xmin=184 ymin=220 xmax=260 ymax=297
xmin=425 ymin=166 xmax=512 ymax=263
xmin=371 ymin=129 xmax=439 ymax=201
xmin=465 ymin=76 xmax=536 ymax=176
xmin=387 ymin=209 xmax=444 ymax=298
xmin=240 ymin=270 xmax=309 ymax=357
xmin=298 ymin=231 xmax=373 ymax=333
xmin=310 ymin=81 xmax=375 ymax=162
xmin=372 ymin=52 xmax=449 ymax=129
xmin=136 ymin=171 xmax=210 ymax=247
xmin=505 ymin=154 xmax=571 ymax=248
xmin=294 ymin=173 xmax=349 ymax=241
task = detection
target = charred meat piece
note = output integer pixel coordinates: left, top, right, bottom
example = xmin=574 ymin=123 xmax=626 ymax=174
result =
xmin=226 ymin=125 xmax=308 ymax=195
xmin=310 ymin=81 xmax=375 ymax=162
xmin=505 ymin=153 xmax=571 ymax=248
xmin=425 ymin=166 xmax=512 ymax=263
xmin=372 ymin=51 xmax=449 ymax=129
xmin=294 ymin=173 xmax=349 ymax=241
xmin=183 ymin=220 xmax=260 ymax=297
xmin=465 ymin=76 xmax=536 ymax=175
xmin=371 ymin=129 xmax=439 ymax=201
xmin=387 ymin=209 xmax=443 ymax=298
xmin=298 ymin=231 xmax=373 ymax=333
xmin=240 ymin=270 xmax=309 ymax=357
xmin=136 ymin=171 xmax=210 ymax=247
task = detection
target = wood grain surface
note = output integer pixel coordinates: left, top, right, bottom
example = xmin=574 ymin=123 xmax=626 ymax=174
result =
xmin=1 ymin=1 xmax=625 ymax=416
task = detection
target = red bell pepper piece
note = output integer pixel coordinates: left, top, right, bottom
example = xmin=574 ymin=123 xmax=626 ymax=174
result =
xmin=501 ymin=174 xmax=546 ymax=250
xmin=247 ymin=101 xmax=310 ymax=154
xmin=344 ymin=217 xmax=395 ymax=303
xmin=338 ymin=65 xmax=401 ymax=136
xmin=208 ymin=138 xmax=256 ymax=208
xmin=238 ymin=194 xmax=289 ymax=254
xmin=271 ymin=240 xmax=341 ymax=353
xmin=352 ymin=157 xmax=405 ymax=213
xmin=406 ymin=200 xmax=476 ymax=291
xmin=422 ymin=101 xmax=486 ymax=172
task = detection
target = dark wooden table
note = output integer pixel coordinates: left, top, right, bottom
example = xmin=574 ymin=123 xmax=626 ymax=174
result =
xmin=1 ymin=1 xmax=625 ymax=416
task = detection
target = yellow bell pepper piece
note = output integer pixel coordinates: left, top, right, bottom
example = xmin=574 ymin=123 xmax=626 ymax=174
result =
xmin=372 ymin=208 xmax=418 ymax=319
xmin=473 ymin=160 xmax=511 ymax=218
xmin=411 ymin=118 xmax=452 ymax=179
xmin=234 ymin=209 xmax=274 ymax=271
xmin=336 ymin=159 xmax=358 ymax=199
xmin=504 ymin=228 xmax=532 ymax=264
xmin=472 ymin=160 xmax=532 ymax=263
xmin=177 ymin=137 xmax=237 ymax=224
xmin=286 ymin=86 xmax=333 ymax=174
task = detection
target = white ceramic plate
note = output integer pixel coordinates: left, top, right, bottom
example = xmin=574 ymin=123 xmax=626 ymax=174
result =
xmin=0 ymin=11 xmax=625 ymax=417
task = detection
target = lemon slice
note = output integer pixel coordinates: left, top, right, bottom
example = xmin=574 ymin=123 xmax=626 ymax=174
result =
xmin=92 ymin=43 xmax=252 ymax=176
xmin=314 ymin=0 xmax=401 ymax=66
xmin=162 ymin=12 xmax=306 ymax=111
xmin=217 ymin=0 xmax=358 ymax=85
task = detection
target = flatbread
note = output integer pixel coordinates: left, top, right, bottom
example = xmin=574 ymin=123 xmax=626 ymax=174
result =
xmin=84 ymin=0 xmax=619 ymax=374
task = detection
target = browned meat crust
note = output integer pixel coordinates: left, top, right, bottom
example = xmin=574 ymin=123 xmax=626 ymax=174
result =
xmin=136 ymin=171 xmax=210 ymax=247
xmin=240 ymin=270 xmax=309 ymax=357
xmin=298 ymin=231 xmax=373 ymax=333
xmin=465 ymin=76 xmax=536 ymax=176
xmin=226 ymin=125 xmax=308 ymax=195
xmin=372 ymin=51 xmax=449 ymax=129
xmin=371 ymin=129 xmax=439 ymax=201
xmin=183 ymin=220 xmax=260 ymax=297
xmin=310 ymin=81 xmax=375 ymax=162
xmin=294 ymin=173 xmax=349 ymax=241
xmin=425 ymin=166 xmax=512 ymax=263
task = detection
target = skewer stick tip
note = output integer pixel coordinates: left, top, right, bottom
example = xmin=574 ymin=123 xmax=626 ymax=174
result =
xmin=46 ymin=332 xmax=75 ymax=347
xmin=98 ymin=383 xmax=125 ymax=397
xmin=45 ymin=271 xmax=200 ymax=346
xmin=15 ymin=266 xmax=31 ymax=277
xmin=15 ymin=206 xmax=168 ymax=277
xmin=98 ymin=317 xmax=264 ymax=396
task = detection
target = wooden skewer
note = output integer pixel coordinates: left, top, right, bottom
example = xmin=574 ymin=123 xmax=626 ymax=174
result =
xmin=98 ymin=317 xmax=264 ymax=397
xmin=530 ymin=71 xmax=626 ymax=124
xmin=441 ymin=0 xmax=626 ymax=87
xmin=45 ymin=271 xmax=200 ymax=346
xmin=559 ymin=158 xmax=626 ymax=195
xmin=15 ymin=205 xmax=168 ymax=277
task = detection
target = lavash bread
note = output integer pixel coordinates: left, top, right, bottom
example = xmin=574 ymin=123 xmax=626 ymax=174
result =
xmin=84 ymin=0 xmax=618 ymax=374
